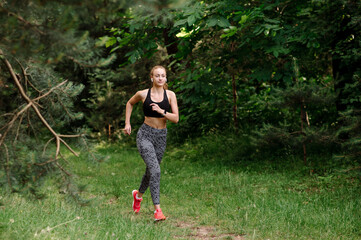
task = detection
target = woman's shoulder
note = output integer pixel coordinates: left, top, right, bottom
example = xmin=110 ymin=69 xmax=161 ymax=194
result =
xmin=136 ymin=89 xmax=149 ymax=96
xmin=137 ymin=89 xmax=149 ymax=94
xmin=132 ymin=89 xmax=148 ymax=102
xmin=166 ymin=89 xmax=176 ymax=96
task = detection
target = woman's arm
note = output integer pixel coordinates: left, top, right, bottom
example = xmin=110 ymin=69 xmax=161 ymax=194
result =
xmin=124 ymin=91 xmax=143 ymax=135
xmin=167 ymin=91 xmax=179 ymax=123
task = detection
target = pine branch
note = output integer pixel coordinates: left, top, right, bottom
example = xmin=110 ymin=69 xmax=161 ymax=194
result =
xmin=27 ymin=109 xmax=38 ymax=141
xmin=0 ymin=103 xmax=32 ymax=148
xmin=14 ymin=112 xmax=25 ymax=144
xmin=59 ymin=138 xmax=79 ymax=157
xmin=289 ymin=131 xmax=306 ymax=136
xmin=0 ymin=6 xmax=45 ymax=35
xmin=55 ymin=162 xmax=71 ymax=176
xmin=59 ymin=152 xmax=69 ymax=164
xmin=344 ymin=166 xmax=361 ymax=172
xmin=15 ymin=59 xmax=42 ymax=94
xmin=33 ymin=158 xmax=57 ymax=166
xmin=0 ymin=49 xmax=80 ymax=166
xmin=66 ymin=56 xmax=103 ymax=68
xmin=43 ymin=138 xmax=55 ymax=156
xmin=32 ymin=80 xmax=68 ymax=101
xmin=56 ymin=93 xmax=74 ymax=120
xmin=81 ymin=136 xmax=100 ymax=162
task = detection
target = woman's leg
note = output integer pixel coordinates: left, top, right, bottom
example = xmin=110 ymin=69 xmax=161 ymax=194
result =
xmin=137 ymin=127 xmax=162 ymax=205
xmin=152 ymin=133 xmax=167 ymax=210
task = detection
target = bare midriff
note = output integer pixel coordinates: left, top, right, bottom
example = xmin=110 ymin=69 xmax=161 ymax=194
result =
xmin=144 ymin=117 xmax=167 ymax=129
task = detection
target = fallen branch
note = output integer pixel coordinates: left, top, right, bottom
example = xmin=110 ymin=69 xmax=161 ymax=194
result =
xmin=34 ymin=216 xmax=81 ymax=237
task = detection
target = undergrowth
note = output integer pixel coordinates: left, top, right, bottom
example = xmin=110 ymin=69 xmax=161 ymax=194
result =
xmin=0 ymin=133 xmax=360 ymax=239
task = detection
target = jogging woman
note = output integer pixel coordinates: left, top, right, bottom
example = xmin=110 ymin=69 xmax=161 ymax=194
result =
xmin=123 ymin=65 xmax=179 ymax=221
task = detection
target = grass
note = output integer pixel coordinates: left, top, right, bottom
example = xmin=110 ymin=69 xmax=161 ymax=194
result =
xmin=0 ymin=139 xmax=361 ymax=240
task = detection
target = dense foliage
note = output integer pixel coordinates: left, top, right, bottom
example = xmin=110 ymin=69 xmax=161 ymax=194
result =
xmin=0 ymin=0 xmax=128 ymax=193
xmin=103 ymin=0 xmax=360 ymax=163
xmin=0 ymin=0 xmax=360 ymax=192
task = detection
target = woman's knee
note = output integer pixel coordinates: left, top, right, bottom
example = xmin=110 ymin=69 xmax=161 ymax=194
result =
xmin=149 ymin=166 xmax=161 ymax=178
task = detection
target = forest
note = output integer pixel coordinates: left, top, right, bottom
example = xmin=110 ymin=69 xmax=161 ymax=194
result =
xmin=0 ymin=0 xmax=360 ymax=239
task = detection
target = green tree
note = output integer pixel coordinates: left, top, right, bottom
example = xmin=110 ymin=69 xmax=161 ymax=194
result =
xmin=101 ymin=0 xmax=360 ymax=163
xmin=0 ymin=0 xmax=124 ymax=194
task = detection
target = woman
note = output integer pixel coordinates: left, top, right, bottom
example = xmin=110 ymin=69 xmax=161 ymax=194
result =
xmin=123 ymin=65 xmax=179 ymax=221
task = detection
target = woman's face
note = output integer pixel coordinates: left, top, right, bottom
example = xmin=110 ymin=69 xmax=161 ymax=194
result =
xmin=152 ymin=68 xmax=167 ymax=87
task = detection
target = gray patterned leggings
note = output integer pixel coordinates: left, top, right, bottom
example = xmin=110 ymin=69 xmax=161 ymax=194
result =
xmin=136 ymin=123 xmax=167 ymax=205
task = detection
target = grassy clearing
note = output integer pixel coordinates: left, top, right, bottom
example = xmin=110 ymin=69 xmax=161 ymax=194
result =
xmin=0 ymin=140 xmax=360 ymax=239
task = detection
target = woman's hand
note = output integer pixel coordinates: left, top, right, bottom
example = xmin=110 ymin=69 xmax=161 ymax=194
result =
xmin=150 ymin=103 xmax=163 ymax=115
xmin=123 ymin=123 xmax=132 ymax=135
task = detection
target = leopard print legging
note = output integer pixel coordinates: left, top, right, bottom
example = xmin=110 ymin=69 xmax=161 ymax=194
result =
xmin=136 ymin=123 xmax=167 ymax=205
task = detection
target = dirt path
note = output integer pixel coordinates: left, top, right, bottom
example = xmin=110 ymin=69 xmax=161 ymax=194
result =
xmin=173 ymin=221 xmax=245 ymax=239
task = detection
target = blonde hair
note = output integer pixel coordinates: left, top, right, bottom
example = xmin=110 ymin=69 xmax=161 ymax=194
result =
xmin=150 ymin=65 xmax=168 ymax=90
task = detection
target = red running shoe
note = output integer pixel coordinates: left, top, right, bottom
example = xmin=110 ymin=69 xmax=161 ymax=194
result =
xmin=132 ymin=190 xmax=142 ymax=213
xmin=154 ymin=209 xmax=166 ymax=221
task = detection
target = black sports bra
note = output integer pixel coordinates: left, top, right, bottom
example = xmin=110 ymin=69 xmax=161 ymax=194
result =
xmin=143 ymin=88 xmax=170 ymax=118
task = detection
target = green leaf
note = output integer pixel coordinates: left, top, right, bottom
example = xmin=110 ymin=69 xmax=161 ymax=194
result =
xmin=97 ymin=36 xmax=111 ymax=47
xmin=221 ymin=26 xmax=238 ymax=38
xmin=105 ymin=37 xmax=116 ymax=48
xmin=174 ymin=19 xmax=188 ymax=27
xmin=273 ymin=50 xmax=279 ymax=58
xmin=144 ymin=41 xmax=157 ymax=50
xmin=206 ymin=14 xmax=231 ymax=28
xmin=264 ymin=18 xmax=280 ymax=24
xmin=126 ymin=50 xmax=141 ymax=64
xmin=110 ymin=45 xmax=121 ymax=53
xmin=253 ymin=26 xmax=264 ymax=36
xmin=217 ymin=17 xmax=231 ymax=28
xmin=240 ymin=15 xmax=248 ymax=24
xmin=206 ymin=17 xmax=218 ymax=27
xmin=187 ymin=15 xmax=196 ymax=26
